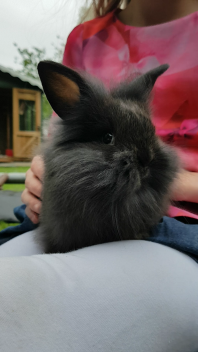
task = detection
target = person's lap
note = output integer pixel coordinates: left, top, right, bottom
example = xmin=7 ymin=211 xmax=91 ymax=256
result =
xmin=0 ymin=230 xmax=43 ymax=257
xmin=0 ymin=237 xmax=198 ymax=352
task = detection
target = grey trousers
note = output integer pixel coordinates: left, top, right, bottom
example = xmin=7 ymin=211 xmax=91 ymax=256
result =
xmin=0 ymin=231 xmax=198 ymax=352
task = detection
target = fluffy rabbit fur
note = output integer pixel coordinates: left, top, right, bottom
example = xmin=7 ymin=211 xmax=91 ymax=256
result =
xmin=37 ymin=61 xmax=178 ymax=253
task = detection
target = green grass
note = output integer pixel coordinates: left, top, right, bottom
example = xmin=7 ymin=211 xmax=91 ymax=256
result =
xmin=2 ymin=184 xmax=25 ymax=191
xmin=0 ymin=166 xmax=28 ymax=192
xmin=0 ymin=166 xmax=28 ymax=231
xmin=0 ymin=221 xmax=18 ymax=231
xmin=0 ymin=167 xmax=29 ymax=173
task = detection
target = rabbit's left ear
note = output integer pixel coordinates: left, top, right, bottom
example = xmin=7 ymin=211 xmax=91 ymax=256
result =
xmin=112 ymin=64 xmax=169 ymax=102
xmin=38 ymin=61 xmax=88 ymax=118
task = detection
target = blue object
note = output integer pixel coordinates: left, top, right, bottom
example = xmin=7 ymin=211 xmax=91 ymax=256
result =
xmin=148 ymin=217 xmax=198 ymax=263
xmin=0 ymin=205 xmax=197 ymax=262
xmin=0 ymin=205 xmax=38 ymax=246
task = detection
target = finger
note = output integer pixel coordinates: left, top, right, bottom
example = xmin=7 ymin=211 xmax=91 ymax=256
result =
xmin=170 ymin=169 xmax=186 ymax=202
xmin=25 ymin=206 xmax=39 ymax=224
xmin=25 ymin=169 xmax=42 ymax=199
xmin=21 ymin=188 xmax=42 ymax=214
xmin=31 ymin=155 xmax=44 ymax=181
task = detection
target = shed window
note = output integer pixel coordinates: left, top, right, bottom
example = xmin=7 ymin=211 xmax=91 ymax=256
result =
xmin=19 ymin=100 xmax=36 ymax=131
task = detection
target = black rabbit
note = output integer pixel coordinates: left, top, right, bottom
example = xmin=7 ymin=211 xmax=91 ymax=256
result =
xmin=37 ymin=61 xmax=178 ymax=253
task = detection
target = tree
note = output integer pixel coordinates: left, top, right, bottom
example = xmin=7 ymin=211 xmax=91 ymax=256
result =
xmin=14 ymin=44 xmax=46 ymax=79
xmin=14 ymin=38 xmax=65 ymax=119
xmin=51 ymin=35 xmax=65 ymax=64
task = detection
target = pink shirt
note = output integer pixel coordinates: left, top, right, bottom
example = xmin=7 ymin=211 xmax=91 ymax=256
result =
xmin=54 ymin=10 xmax=198 ymax=218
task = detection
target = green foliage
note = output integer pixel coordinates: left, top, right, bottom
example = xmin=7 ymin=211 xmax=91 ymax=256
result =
xmin=14 ymin=37 xmax=65 ymax=119
xmin=51 ymin=35 xmax=65 ymax=63
xmin=14 ymin=44 xmax=46 ymax=79
xmin=42 ymin=94 xmax=52 ymax=120
xmin=14 ymin=36 xmax=64 ymax=79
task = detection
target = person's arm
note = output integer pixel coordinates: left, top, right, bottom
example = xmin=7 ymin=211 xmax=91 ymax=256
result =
xmin=22 ymin=152 xmax=198 ymax=224
xmin=172 ymin=169 xmax=198 ymax=203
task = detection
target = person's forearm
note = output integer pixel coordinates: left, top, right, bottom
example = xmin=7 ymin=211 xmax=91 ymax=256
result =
xmin=172 ymin=169 xmax=198 ymax=203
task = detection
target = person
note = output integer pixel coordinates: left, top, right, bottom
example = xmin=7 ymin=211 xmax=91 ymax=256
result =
xmin=21 ymin=0 xmax=198 ymax=227
xmin=0 ymin=5 xmax=197 ymax=350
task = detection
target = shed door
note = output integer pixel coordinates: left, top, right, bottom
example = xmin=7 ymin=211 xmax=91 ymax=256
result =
xmin=13 ymin=88 xmax=41 ymax=159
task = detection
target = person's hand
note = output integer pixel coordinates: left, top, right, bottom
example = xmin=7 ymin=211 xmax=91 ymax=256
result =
xmin=175 ymin=148 xmax=198 ymax=172
xmin=172 ymin=169 xmax=198 ymax=203
xmin=21 ymin=155 xmax=44 ymax=224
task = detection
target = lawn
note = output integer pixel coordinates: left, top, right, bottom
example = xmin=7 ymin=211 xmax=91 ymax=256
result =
xmin=0 ymin=167 xmax=29 ymax=173
xmin=0 ymin=221 xmax=18 ymax=231
xmin=0 ymin=166 xmax=29 ymax=231
xmin=2 ymin=184 xmax=26 ymax=191
xmin=0 ymin=166 xmax=28 ymax=192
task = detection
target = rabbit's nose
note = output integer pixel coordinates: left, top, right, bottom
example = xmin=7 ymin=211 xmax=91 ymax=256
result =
xmin=121 ymin=155 xmax=133 ymax=168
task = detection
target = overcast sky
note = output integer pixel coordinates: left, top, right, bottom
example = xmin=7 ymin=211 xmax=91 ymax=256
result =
xmin=0 ymin=0 xmax=87 ymax=70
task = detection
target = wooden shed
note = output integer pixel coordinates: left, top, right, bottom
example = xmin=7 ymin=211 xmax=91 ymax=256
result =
xmin=0 ymin=65 xmax=42 ymax=161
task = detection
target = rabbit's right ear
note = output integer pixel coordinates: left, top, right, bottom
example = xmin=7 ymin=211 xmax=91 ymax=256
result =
xmin=38 ymin=61 xmax=88 ymax=118
xmin=112 ymin=64 xmax=169 ymax=102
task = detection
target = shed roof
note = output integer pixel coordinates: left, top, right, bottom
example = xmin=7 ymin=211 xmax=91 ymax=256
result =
xmin=0 ymin=64 xmax=42 ymax=90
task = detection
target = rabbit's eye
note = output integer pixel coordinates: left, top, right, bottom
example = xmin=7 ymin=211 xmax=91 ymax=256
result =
xmin=103 ymin=133 xmax=114 ymax=145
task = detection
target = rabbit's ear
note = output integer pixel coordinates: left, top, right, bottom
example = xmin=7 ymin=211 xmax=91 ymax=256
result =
xmin=38 ymin=61 xmax=88 ymax=118
xmin=113 ymin=64 xmax=169 ymax=102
